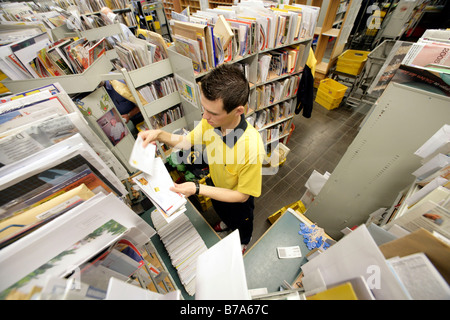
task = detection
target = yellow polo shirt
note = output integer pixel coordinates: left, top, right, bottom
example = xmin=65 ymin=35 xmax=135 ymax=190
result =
xmin=188 ymin=116 xmax=265 ymax=197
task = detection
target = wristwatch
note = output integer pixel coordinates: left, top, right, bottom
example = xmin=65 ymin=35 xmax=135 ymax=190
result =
xmin=194 ymin=180 xmax=200 ymax=195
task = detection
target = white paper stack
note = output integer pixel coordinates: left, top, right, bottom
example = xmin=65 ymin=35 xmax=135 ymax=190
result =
xmin=301 ymin=225 xmax=410 ymax=300
xmin=414 ymin=124 xmax=450 ymax=163
xmin=412 ymin=153 xmax=450 ymax=181
xmin=151 ymin=209 xmax=207 ymax=296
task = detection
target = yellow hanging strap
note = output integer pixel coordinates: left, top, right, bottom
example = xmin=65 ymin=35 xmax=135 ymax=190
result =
xmin=306 ymin=47 xmax=317 ymax=77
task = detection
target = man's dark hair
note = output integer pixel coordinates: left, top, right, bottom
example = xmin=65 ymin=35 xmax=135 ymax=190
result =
xmin=200 ymin=64 xmax=249 ymax=113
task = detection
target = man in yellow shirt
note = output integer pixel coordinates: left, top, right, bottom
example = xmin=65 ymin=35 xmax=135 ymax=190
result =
xmin=139 ymin=64 xmax=265 ymax=252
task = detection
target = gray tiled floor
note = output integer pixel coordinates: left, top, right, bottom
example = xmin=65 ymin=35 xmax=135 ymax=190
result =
xmin=200 ymin=98 xmax=367 ymax=250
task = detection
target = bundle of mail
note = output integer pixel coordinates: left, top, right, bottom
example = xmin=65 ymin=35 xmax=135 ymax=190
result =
xmin=130 ymin=136 xmax=187 ymax=221
xmin=151 ymin=208 xmax=207 ymax=296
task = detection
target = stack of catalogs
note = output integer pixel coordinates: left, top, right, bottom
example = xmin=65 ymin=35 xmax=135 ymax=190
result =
xmin=151 ymin=209 xmax=207 ymax=296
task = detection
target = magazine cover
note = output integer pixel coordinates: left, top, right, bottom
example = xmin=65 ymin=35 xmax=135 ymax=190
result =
xmin=64 ymin=38 xmax=89 ymax=72
xmin=402 ymin=41 xmax=450 ymax=74
xmin=392 ymin=64 xmax=450 ymax=97
xmin=174 ymin=35 xmax=202 ymax=74
xmin=88 ymin=37 xmax=106 ymax=65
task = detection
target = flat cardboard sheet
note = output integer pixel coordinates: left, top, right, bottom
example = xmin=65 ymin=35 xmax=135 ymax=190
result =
xmin=379 ymin=228 xmax=450 ymax=284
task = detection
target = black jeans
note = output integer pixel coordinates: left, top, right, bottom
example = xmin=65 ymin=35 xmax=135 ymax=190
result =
xmin=211 ymin=196 xmax=254 ymax=245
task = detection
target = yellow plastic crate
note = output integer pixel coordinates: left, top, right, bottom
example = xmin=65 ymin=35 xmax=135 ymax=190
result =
xmin=317 ymin=88 xmax=344 ymax=103
xmin=197 ymin=174 xmax=212 ymax=211
xmin=315 ymin=78 xmax=347 ymax=110
xmin=318 ymin=78 xmax=348 ymax=99
xmin=198 ymin=196 xmax=212 ymax=212
xmin=316 ymin=88 xmax=345 ymax=108
xmin=315 ymin=93 xmax=342 ymax=110
xmin=268 ymin=199 xmax=306 ymax=224
xmin=336 ymin=50 xmax=370 ymax=76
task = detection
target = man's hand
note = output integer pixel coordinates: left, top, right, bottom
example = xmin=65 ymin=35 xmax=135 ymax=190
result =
xmin=138 ymin=129 xmax=191 ymax=150
xmin=171 ymin=182 xmax=250 ymax=203
xmin=170 ymin=182 xmax=196 ymax=197
xmin=121 ymin=114 xmax=130 ymax=123
xmin=138 ymin=129 xmax=161 ymax=148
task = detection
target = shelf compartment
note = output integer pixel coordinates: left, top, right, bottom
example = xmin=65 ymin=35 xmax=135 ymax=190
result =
xmin=142 ymin=92 xmax=182 ymax=118
xmin=257 ymin=115 xmax=294 ymax=131
xmin=2 ymin=54 xmax=113 ymax=94
xmin=160 ymin=116 xmax=188 ymax=133
xmin=127 ymin=59 xmax=173 ymax=88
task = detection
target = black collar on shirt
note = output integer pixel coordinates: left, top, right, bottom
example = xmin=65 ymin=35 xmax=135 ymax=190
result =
xmin=214 ymin=114 xmax=248 ymax=148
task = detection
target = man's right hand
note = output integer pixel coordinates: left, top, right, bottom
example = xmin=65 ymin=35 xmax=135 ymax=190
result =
xmin=138 ymin=129 xmax=160 ymax=148
xmin=138 ymin=129 xmax=191 ymax=150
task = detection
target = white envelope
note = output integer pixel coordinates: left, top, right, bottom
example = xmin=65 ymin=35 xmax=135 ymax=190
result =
xmin=129 ymin=136 xmax=156 ymax=175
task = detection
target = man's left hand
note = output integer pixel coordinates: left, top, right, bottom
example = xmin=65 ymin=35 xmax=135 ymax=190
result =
xmin=170 ymin=182 xmax=196 ymax=197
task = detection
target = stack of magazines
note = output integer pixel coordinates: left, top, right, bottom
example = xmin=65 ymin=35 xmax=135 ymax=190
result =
xmin=137 ymin=75 xmax=178 ymax=104
xmin=0 ymin=33 xmax=106 ymax=80
xmin=255 ymin=75 xmax=300 ymax=110
xmin=170 ymin=2 xmax=319 ymax=73
xmin=112 ymin=32 xmax=169 ymax=71
xmin=149 ymin=104 xmax=184 ymax=130
xmin=114 ymin=39 xmax=155 ymax=71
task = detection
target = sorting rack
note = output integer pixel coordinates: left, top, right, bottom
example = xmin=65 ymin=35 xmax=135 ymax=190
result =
xmin=346 ymin=40 xmax=397 ymax=107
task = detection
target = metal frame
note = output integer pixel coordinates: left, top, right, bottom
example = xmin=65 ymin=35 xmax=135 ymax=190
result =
xmin=305 ymin=82 xmax=450 ymax=239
